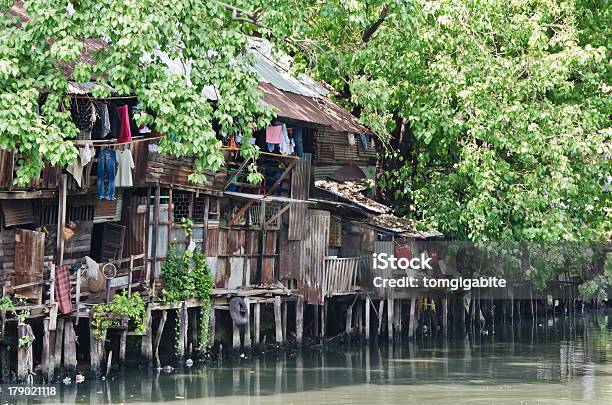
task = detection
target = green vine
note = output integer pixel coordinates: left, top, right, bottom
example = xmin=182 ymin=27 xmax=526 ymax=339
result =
xmin=11 ymin=295 xmax=30 ymax=324
xmin=0 ymin=296 xmax=13 ymax=312
xmin=92 ymin=291 xmax=146 ymax=340
xmin=161 ymin=219 xmax=213 ymax=353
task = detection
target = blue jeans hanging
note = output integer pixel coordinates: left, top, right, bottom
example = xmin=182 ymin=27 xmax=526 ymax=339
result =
xmin=97 ymin=146 xmax=116 ymax=200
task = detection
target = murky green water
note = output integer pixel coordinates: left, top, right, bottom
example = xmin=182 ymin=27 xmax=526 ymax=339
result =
xmin=23 ymin=312 xmax=612 ymax=404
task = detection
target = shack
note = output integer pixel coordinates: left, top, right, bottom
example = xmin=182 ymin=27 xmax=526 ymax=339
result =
xmin=0 ymin=26 xmax=439 ymax=382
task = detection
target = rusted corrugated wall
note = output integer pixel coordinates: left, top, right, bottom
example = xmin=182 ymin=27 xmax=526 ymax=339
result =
xmin=298 ymin=209 xmax=330 ymax=304
xmin=211 ymin=227 xmax=277 ymax=289
xmin=288 ymin=154 xmax=311 ymax=241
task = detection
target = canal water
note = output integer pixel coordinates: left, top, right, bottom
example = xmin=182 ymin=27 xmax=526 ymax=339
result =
xmin=26 ymin=311 xmax=612 ymax=404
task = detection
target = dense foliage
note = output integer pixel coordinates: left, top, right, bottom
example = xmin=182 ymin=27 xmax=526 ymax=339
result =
xmin=0 ymin=0 xmax=272 ymax=185
xmin=161 ymin=242 xmax=213 ymax=351
xmin=92 ymin=291 xmax=146 ymax=340
xmin=269 ymin=0 xmax=610 ymax=243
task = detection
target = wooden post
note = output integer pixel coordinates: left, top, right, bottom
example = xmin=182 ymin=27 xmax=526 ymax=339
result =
xmin=313 ymin=304 xmax=319 ymax=338
xmin=177 ymin=302 xmax=188 ymax=362
xmin=90 ymin=317 xmax=101 ymax=376
xmin=119 ymin=319 xmax=128 ymax=365
xmin=274 ymin=296 xmax=283 ymax=344
xmin=144 ymin=187 xmax=151 ymax=287
xmin=244 ymin=298 xmax=252 ymax=349
xmin=345 ymin=304 xmax=353 ymax=336
xmin=56 ymin=174 xmax=67 ymax=265
xmin=17 ymin=323 xmax=33 ymax=382
xmin=189 ymin=308 xmax=198 ymax=356
xmin=321 ymin=301 xmax=327 ymax=339
xmin=377 ymin=300 xmax=384 ymax=336
xmin=106 ymin=350 xmax=113 ymax=376
xmin=53 ymin=317 xmax=64 ymax=375
xmin=442 ymin=296 xmax=449 ymax=336
xmin=232 ymin=321 xmax=241 ymax=350
xmin=154 ymin=310 xmax=167 ymax=368
xmin=296 ymin=296 xmax=304 ymax=345
xmin=254 ymin=302 xmax=261 ymax=345
xmin=141 ymin=304 xmax=153 ymax=367
xmin=387 ymin=297 xmax=394 ymax=341
xmin=63 ymin=319 xmax=77 ymax=372
xmin=408 ymin=295 xmax=417 ymax=339
xmin=209 ymin=307 xmax=216 ymax=347
xmin=281 ymin=300 xmax=287 ymax=342
xmin=365 ymin=295 xmax=371 ymax=341
xmin=42 ymin=318 xmax=53 ymax=382
xmin=150 ymin=187 xmax=160 ymax=288
xmin=202 ymin=196 xmax=210 ymax=255
xmin=396 ymin=299 xmax=402 ymax=339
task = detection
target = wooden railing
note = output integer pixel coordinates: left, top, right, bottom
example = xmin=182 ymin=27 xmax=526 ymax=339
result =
xmin=322 ymin=257 xmax=362 ymax=297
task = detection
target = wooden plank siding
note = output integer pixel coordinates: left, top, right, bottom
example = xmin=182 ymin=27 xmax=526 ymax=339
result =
xmin=13 ymin=229 xmax=45 ymax=300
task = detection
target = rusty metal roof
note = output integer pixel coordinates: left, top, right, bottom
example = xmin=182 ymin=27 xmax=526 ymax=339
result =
xmin=315 ymin=180 xmax=389 ymax=214
xmin=314 ymin=179 xmax=442 ymax=239
xmin=260 ymin=83 xmax=367 ymax=133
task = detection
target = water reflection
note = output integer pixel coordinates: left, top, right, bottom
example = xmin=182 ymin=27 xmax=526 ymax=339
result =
xmin=22 ymin=312 xmax=612 ymax=404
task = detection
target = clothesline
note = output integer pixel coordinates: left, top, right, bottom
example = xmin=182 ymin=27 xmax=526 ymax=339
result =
xmin=72 ymin=135 xmax=164 ymax=148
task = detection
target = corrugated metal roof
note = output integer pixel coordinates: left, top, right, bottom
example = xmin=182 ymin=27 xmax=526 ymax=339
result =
xmin=259 ymin=83 xmax=367 ymax=133
xmin=248 ymin=38 xmax=328 ymax=98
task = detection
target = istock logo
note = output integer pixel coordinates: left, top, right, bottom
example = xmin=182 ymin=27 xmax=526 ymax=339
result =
xmin=372 ymin=253 xmax=433 ymax=270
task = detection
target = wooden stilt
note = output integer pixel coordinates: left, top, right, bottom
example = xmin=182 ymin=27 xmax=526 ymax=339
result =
xmin=232 ymin=321 xmax=241 ymax=350
xmin=442 ymin=296 xmax=449 ymax=336
xmin=395 ymin=300 xmax=402 ymax=339
xmin=244 ymin=298 xmax=252 ymax=349
xmin=189 ymin=308 xmax=198 ymax=356
xmin=321 ymin=301 xmax=327 ymax=339
xmin=281 ymin=300 xmax=287 ymax=342
xmin=154 ymin=310 xmax=167 ymax=368
xmin=106 ymin=350 xmax=113 ymax=376
xmin=377 ymin=300 xmax=384 ymax=336
xmin=296 ymin=296 xmax=304 ymax=345
xmin=42 ymin=318 xmax=53 ymax=382
xmin=0 ymin=343 xmax=9 ymax=382
xmin=274 ymin=296 xmax=283 ymax=344
xmin=365 ymin=295 xmax=371 ymax=340
xmin=313 ymin=304 xmax=319 ymax=338
xmin=53 ymin=317 xmax=64 ymax=375
xmin=387 ymin=297 xmax=394 ymax=341
xmin=345 ymin=304 xmax=353 ymax=336
xmin=408 ymin=295 xmax=417 ymax=339
xmin=63 ymin=319 xmax=77 ymax=372
xmin=119 ymin=319 xmax=128 ymax=365
xmin=254 ymin=303 xmax=260 ymax=345
xmin=17 ymin=323 xmax=33 ymax=382
xmin=141 ymin=304 xmax=153 ymax=367
xmin=90 ymin=318 xmax=103 ymax=376
xmin=209 ymin=306 xmax=216 ymax=348
xmin=177 ymin=303 xmax=188 ymax=362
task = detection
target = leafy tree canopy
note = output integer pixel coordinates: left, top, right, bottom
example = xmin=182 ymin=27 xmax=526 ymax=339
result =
xmin=1 ymin=0 xmax=272 ymax=185
xmin=266 ymin=0 xmax=611 ymax=242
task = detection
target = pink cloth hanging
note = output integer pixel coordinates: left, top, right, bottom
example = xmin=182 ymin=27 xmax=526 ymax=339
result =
xmin=266 ymin=125 xmax=283 ymax=144
xmin=117 ymin=105 xmax=132 ymax=143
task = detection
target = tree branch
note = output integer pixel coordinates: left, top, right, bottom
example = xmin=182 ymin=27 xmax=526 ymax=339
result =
xmin=361 ymin=5 xmax=388 ymax=43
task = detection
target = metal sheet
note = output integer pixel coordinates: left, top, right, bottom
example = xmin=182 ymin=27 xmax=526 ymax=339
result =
xmin=298 ymin=209 xmax=330 ymax=304
xmin=288 ymin=154 xmax=311 ymax=240
xmin=259 ymin=83 xmax=367 ymax=134
xmin=1 ymin=200 xmax=33 ymax=227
